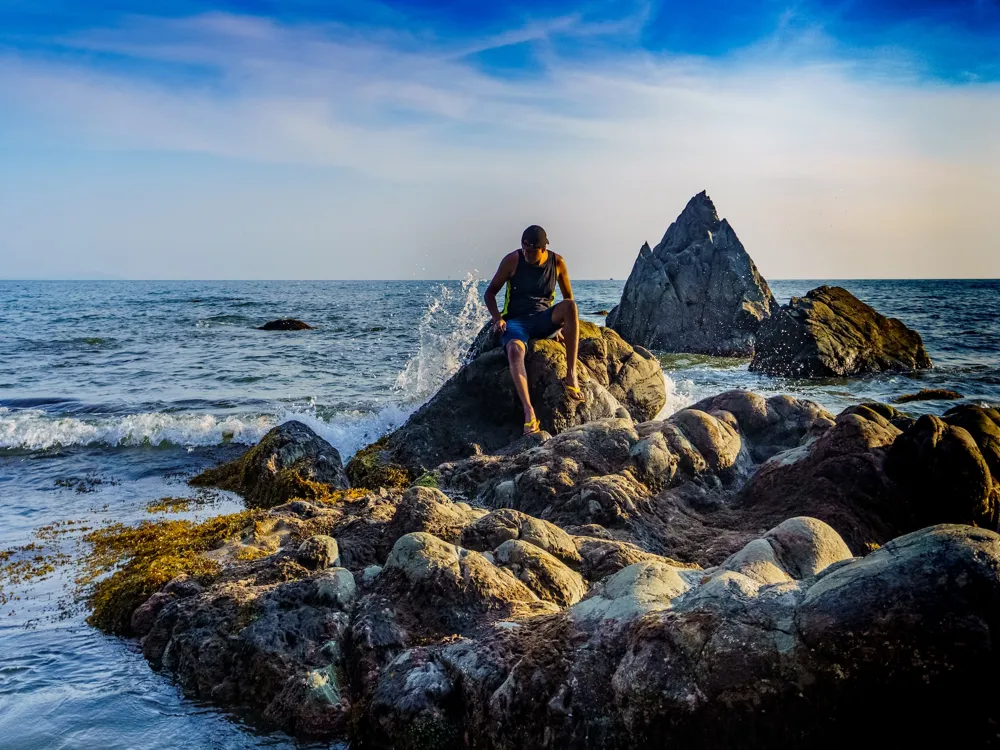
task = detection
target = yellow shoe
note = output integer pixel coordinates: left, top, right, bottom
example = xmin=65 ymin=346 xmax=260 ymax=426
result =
xmin=523 ymin=418 xmax=541 ymax=435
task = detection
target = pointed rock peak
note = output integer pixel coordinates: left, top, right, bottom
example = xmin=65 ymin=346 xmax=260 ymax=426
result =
xmin=677 ymin=190 xmax=720 ymax=230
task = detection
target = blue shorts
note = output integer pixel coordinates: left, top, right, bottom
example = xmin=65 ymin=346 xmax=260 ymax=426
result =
xmin=501 ymin=308 xmax=560 ymax=349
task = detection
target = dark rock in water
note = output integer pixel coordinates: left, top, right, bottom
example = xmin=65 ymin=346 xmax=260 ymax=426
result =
xmin=750 ymin=285 xmax=932 ymax=377
xmin=607 ymin=191 xmax=777 ymax=355
xmin=191 ymin=421 xmax=349 ymax=508
xmin=258 ymin=318 xmax=314 ymax=331
xmin=362 ymin=321 xmax=665 ymax=478
xmin=595 ymin=309 xmax=610 ymax=316
xmin=895 ymin=388 xmax=963 ymax=403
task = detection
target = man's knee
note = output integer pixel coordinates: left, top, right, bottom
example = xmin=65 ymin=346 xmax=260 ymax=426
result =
xmin=506 ymin=340 xmax=526 ymax=359
xmin=555 ymin=299 xmax=578 ymax=321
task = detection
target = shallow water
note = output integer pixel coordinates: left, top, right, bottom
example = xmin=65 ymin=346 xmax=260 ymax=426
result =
xmin=1 ymin=277 xmax=998 ymax=747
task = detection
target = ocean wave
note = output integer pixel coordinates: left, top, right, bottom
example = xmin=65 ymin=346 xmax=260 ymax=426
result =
xmin=0 ymin=403 xmax=413 ymax=460
xmin=654 ymin=373 xmax=694 ymax=420
xmin=0 ymin=408 xmax=274 ymax=452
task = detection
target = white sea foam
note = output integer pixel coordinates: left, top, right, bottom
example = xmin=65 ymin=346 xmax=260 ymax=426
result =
xmin=0 ymin=403 xmax=415 ymax=460
xmin=0 ymin=407 xmax=274 ymax=451
xmin=654 ymin=374 xmax=695 ymax=420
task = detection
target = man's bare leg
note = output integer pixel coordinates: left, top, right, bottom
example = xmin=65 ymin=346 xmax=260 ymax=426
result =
xmin=506 ymin=340 xmax=537 ymax=432
xmin=551 ymin=299 xmax=580 ymax=390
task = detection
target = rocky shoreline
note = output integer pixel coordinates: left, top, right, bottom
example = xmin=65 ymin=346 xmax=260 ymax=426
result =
xmin=84 ymin=349 xmax=1000 ymax=746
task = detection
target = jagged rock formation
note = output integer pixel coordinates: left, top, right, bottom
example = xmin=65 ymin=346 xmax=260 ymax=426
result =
xmin=191 ymin=421 xmax=349 ymax=508
xmin=607 ymin=191 xmax=777 ymax=355
xmin=750 ymin=285 xmax=932 ymax=377
xmin=94 ymin=392 xmax=1000 ymax=748
xmin=350 ymin=321 xmax=665 ymax=479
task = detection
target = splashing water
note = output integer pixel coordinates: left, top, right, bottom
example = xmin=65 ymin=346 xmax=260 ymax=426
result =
xmin=654 ymin=374 xmax=695 ymax=420
xmin=393 ymin=273 xmax=488 ymax=404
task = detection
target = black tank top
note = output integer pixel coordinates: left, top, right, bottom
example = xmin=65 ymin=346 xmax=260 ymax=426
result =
xmin=502 ymin=249 xmax=558 ymax=319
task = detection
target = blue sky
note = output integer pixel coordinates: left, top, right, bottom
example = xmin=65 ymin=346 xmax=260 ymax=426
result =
xmin=1 ymin=0 xmax=998 ymax=279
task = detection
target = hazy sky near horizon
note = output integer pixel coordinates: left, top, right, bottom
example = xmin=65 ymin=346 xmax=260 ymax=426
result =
xmin=1 ymin=0 xmax=998 ymax=280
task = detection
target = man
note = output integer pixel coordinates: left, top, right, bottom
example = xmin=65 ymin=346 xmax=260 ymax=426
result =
xmin=484 ymin=225 xmax=582 ymax=435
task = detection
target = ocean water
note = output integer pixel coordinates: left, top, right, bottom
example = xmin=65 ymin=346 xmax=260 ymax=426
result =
xmin=1 ymin=278 xmax=998 ymax=748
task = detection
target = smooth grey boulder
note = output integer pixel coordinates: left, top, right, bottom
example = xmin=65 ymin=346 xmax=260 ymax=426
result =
xmin=607 ymin=191 xmax=777 ymax=355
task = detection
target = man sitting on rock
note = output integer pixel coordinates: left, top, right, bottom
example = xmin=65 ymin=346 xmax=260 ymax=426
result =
xmin=485 ymin=224 xmax=582 ymax=436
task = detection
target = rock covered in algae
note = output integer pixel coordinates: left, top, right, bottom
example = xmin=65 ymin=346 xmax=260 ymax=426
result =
xmin=191 ymin=420 xmax=349 ymax=508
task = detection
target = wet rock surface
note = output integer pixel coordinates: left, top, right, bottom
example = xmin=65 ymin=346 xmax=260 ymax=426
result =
xmin=750 ymin=285 xmax=932 ymax=377
xmin=191 ymin=421 xmax=349 ymax=508
xmin=91 ymin=388 xmax=1000 ymax=747
xmin=364 ymin=321 xmax=665 ymax=477
xmin=607 ymin=191 xmax=777 ymax=355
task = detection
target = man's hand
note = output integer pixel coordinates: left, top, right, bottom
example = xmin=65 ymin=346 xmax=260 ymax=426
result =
xmin=553 ymin=329 xmax=565 ymax=343
xmin=493 ymin=318 xmax=507 ymax=334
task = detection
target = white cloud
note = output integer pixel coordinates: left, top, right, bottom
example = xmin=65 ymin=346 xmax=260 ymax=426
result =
xmin=0 ymin=11 xmax=998 ymax=279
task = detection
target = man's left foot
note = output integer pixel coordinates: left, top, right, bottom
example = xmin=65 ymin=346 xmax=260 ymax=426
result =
xmin=564 ymin=382 xmax=584 ymax=402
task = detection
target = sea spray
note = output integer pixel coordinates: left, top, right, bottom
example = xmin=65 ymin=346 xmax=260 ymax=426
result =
xmin=654 ymin=373 xmax=694 ymax=420
xmin=393 ymin=274 xmax=487 ymax=404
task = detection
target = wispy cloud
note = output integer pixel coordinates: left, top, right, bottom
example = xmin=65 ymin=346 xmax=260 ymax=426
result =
xmin=0 ymin=5 xmax=998 ymax=279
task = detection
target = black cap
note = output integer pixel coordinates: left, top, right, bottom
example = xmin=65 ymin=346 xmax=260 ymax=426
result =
xmin=521 ymin=225 xmax=548 ymax=249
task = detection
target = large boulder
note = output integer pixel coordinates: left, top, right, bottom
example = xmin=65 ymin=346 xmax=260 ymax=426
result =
xmin=190 ymin=420 xmax=349 ymax=508
xmin=750 ymin=285 xmax=932 ymax=377
xmin=886 ymin=414 xmax=999 ymax=530
xmin=607 ymin=191 xmax=777 ymax=355
xmin=351 ymin=321 xmax=665 ymax=479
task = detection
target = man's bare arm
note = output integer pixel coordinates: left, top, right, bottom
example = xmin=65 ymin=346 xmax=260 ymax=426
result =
xmin=556 ymin=255 xmax=574 ymax=301
xmin=485 ymin=252 xmax=518 ymax=327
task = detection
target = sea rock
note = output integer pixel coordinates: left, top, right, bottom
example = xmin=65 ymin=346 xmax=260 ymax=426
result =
xmin=895 ymin=388 xmax=963 ymax=404
xmin=607 ymin=191 xmax=777 ymax=355
xmin=750 ymin=285 xmax=932 ymax=377
xmin=459 ymin=508 xmax=582 ymax=567
xmin=381 ymin=486 xmax=487 ymax=552
xmin=258 ymin=318 xmax=314 ymax=331
xmin=737 ymin=403 xmax=909 ymax=553
xmin=493 ymin=539 xmax=587 ymax=606
xmin=886 ymin=414 xmax=999 ymax=530
xmin=492 ymin=525 xmax=1000 ymax=748
xmin=297 ymin=535 xmax=340 ymax=570
xmin=360 ymin=532 xmax=557 ymax=637
xmin=355 ymin=321 xmax=665 ymax=477
xmin=190 ymin=421 xmax=349 ymax=508
xmin=143 ymin=568 xmax=357 ymax=736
